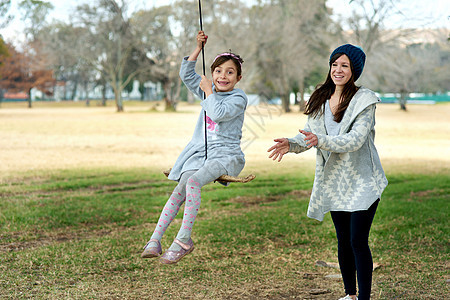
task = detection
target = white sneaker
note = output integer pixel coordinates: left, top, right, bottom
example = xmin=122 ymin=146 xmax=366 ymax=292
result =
xmin=339 ymin=296 xmax=358 ymax=300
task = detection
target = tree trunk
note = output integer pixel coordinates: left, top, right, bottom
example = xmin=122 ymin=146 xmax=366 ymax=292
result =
xmin=163 ymin=80 xmax=176 ymax=112
xmin=173 ymin=77 xmax=182 ymax=104
xmin=115 ymin=90 xmax=124 ymax=112
xmin=28 ymin=88 xmax=32 ymax=108
xmin=139 ymin=82 xmax=145 ymax=101
xmin=299 ymin=90 xmax=306 ymax=112
xmin=281 ymin=93 xmax=290 ymax=113
xmin=298 ymin=80 xmax=306 ymax=112
xmin=101 ymin=83 xmax=107 ymax=106
xmin=399 ymin=89 xmax=408 ymax=111
xmin=164 ymin=96 xmax=175 ymax=111
xmin=71 ymin=80 xmax=78 ymax=101
xmin=116 ymin=96 xmax=124 ymax=112
xmin=111 ymin=77 xmax=124 ymax=112
xmin=399 ymin=98 xmax=407 ymax=111
xmin=84 ymin=83 xmax=90 ymax=106
xmin=63 ymin=83 xmax=67 ymax=100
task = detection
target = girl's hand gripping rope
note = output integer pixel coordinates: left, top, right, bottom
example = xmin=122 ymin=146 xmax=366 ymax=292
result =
xmin=200 ymin=75 xmax=213 ymax=97
xmin=187 ymin=31 xmax=208 ymax=62
xmin=196 ymin=30 xmax=208 ymax=50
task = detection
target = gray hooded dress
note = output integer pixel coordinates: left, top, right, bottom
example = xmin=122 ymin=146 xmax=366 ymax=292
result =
xmin=167 ymin=57 xmax=248 ymax=182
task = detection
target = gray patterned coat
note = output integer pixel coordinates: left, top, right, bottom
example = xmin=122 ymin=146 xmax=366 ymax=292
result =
xmin=288 ymin=87 xmax=388 ymax=221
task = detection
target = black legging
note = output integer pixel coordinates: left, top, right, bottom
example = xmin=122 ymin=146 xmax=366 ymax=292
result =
xmin=331 ymin=199 xmax=379 ymax=300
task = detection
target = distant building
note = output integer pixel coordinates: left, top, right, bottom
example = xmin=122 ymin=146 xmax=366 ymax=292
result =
xmin=2 ymin=91 xmax=28 ymax=102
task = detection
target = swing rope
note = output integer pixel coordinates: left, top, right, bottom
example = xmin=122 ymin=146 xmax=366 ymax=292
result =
xmin=198 ymin=0 xmax=208 ymax=160
xmin=163 ymin=0 xmax=255 ymax=184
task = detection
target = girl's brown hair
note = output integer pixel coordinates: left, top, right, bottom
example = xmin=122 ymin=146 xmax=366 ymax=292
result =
xmin=304 ymin=53 xmax=359 ymax=123
xmin=210 ymin=52 xmax=244 ymax=76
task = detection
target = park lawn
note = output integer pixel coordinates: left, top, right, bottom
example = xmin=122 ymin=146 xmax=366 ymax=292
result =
xmin=0 ymin=168 xmax=448 ymax=299
xmin=0 ymin=101 xmax=449 ymax=298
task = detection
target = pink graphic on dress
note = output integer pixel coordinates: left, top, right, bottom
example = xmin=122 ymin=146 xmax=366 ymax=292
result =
xmin=205 ymin=115 xmax=218 ymax=140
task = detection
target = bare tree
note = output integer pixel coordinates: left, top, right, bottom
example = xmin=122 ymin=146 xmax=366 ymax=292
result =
xmin=0 ymin=0 xmax=14 ymax=29
xmin=74 ymin=0 xmax=154 ymax=112
xmin=171 ymin=0 xmax=200 ymax=104
xmin=244 ymin=0 xmax=332 ymax=112
xmin=336 ymin=0 xmax=438 ymax=110
xmin=369 ymin=39 xmax=450 ymax=111
xmin=18 ymin=0 xmax=54 ymax=41
xmin=35 ymin=23 xmax=94 ymax=101
xmin=131 ymin=5 xmax=177 ymax=111
xmin=0 ymin=0 xmax=53 ymax=31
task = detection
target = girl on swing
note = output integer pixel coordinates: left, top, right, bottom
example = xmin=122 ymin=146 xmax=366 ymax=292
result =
xmin=141 ymin=31 xmax=247 ymax=264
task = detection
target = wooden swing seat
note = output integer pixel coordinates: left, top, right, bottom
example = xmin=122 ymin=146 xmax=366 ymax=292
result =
xmin=163 ymin=169 xmax=256 ymax=183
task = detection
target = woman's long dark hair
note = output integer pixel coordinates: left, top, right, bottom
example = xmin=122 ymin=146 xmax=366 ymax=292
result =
xmin=304 ymin=53 xmax=359 ymax=123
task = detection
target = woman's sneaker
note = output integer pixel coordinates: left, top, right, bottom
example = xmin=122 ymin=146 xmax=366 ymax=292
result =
xmin=339 ymin=296 xmax=358 ymax=300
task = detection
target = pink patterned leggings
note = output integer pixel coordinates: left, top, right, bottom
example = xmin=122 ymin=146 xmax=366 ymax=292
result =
xmin=150 ymin=161 xmax=226 ymax=244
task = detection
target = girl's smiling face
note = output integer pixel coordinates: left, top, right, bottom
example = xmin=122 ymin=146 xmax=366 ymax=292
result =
xmin=331 ymin=54 xmax=353 ymax=87
xmin=212 ymin=60 xmax=242 ymax=92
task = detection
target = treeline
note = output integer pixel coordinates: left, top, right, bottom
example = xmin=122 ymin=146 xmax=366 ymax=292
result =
xmin=0 ymin=0 xmax=448 ymax=112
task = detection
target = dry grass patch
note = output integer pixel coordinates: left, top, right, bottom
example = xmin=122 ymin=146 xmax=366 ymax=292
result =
xmin=1 ymin=102 xmax=449 ymax=180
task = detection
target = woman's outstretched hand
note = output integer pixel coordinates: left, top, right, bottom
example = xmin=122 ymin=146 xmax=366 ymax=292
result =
xmin=300 ymin=130 xmax=318 ymax=148
xmin=267 ymin=138 xmax=289 ymax=162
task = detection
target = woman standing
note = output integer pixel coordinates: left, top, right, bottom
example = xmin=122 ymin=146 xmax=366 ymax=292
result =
xmin=268 ymin=44 xmax=388 ymax=300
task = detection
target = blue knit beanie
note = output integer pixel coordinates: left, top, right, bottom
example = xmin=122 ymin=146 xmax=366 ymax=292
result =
xmin=329 ymin=44 xmax=366 ymax=81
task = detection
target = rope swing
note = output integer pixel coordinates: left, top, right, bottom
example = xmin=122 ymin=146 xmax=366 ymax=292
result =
xmin=163 ymin=0 xmax=255 ymax=184
xmin=164 ymin=168 xmax=256 ymax=183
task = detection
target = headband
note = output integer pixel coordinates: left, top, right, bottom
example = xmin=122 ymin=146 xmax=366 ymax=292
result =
xmin=213 ymin=52 xmax=242 ymax=66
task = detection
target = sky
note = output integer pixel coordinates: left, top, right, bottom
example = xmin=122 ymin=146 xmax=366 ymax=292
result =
xmin=328 ymin=0 xmax=448 ymax=29
xmin=1 ymin=0 xmax=448 ymax=44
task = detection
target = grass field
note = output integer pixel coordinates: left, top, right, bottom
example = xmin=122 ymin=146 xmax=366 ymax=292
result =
xmin=0 ymin=101 xmax=449 ymax=299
